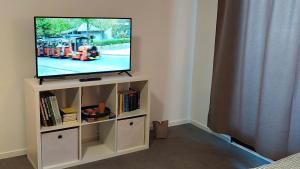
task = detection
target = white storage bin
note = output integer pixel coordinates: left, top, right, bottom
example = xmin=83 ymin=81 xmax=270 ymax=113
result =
xmin=41 ymin=128 xmax=78 ymax=167
xmin=117 ymin=116 xmax=145 ymax=151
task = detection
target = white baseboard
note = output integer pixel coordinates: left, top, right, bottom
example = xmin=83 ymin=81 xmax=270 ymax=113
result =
xmin=150 ymin=119 xmax=190 ymax=130
xmin=27 ymin=155 xmax=38 ymax=169
xmin=169 ymin=119 xmax=190 ymax=127
xmin=0 ymin=148 xmax=26 ymax=160
xmin=190 ymin=120 xmax=211 ymax=132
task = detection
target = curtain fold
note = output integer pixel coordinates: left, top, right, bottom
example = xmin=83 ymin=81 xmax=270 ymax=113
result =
xmin=208 ymin=0 xmax=300 ymax=160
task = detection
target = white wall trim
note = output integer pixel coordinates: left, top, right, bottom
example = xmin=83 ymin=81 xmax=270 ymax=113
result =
xmin=27 ymin=155 xmax=38 ymax=169
xmin=169 ymin=119 xmax=190 ymax=127
xmin=190 ymin=120 xmax=210 ymax=132
xmin=186 ymin=0 xmax=198 ymax=121
xmin=0 ymin=148 xmax=26 ymax=160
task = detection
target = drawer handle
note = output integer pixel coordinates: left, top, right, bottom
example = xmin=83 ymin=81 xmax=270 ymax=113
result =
xmin=130 ymin=122 xmax=133 ymax=126
xmin=58 ymin=135 xmax=63 ymax=139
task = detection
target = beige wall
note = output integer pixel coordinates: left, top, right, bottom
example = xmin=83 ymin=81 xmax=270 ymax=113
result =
xmin=191 ymin=0 xmax=218 ymax=126
xmin=162 ymin=0 xmax=197 ymax=123
xmin=0 ymin=0 xmax=198 ymax=157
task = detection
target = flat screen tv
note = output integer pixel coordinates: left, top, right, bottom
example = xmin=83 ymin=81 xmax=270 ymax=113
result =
xmin=34 ymin=16 xmax=132 ymax=78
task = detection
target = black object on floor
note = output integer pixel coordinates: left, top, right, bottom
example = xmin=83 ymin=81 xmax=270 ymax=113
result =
xmin=231 ymin=137 xmax=256 ymax=152
xmin=0 ymin=124 xmax=270 ymax=169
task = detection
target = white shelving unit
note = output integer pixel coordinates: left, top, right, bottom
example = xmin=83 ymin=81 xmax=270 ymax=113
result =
xmin=24 ymin=75 xmax=150 ymax=169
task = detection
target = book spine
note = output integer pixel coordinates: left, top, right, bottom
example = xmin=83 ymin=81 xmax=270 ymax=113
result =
xmin=118 ymin=93 xmax=121 ymax=115
xmin=40 ymin=98 xmax=49 ymax=126
xmin=41 ymin=99 xmax=49 ymax=121
xmin=50 ymin=96 xmax=62 ymax=125
xmin=45 ymin=97 xmax=56 ymax=126
xmin=39 ymin=102 xmax=47 ymax=127
xmin=41 ymin=97 xmax=52 ymax=126
xmin=117 ymin=93 xmax=120 ymax=115
xmin=129 ymin=89 xmax=140 ymax=110
xmin=133 ymin=91 xmax=138 ymax=110
xmin=120 ymin=93 xmax=123 ymax=114
xmin=54 ymin=96 xmax=62 ymax=124
xmin=137 ymin=91 xmax=140 ymax=109
xmin=129 ymin=93 xmax=133 ymax=111
xmin=49 ymin=96 xmax=58 ymax=125
xmin=124 ymin=93 xmax=129 ymax=112
xmin=122 ymin=93 xmax=125 ymax=113
xmin=53 ymin=97 xmax=63 ymax=124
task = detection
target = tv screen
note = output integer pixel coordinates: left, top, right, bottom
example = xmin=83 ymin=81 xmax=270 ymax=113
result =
xmin=34 ymin=17 xmax=131 ymax=78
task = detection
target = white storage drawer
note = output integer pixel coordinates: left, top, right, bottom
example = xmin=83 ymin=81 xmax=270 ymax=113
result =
xmin=117 ymin=116 xmax=145 ymax=151
xmin=41 ymin=128 xmax=78 ymax=167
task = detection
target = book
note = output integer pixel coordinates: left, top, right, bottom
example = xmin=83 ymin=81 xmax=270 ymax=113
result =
xmin=117 ymin=89 xmax=141 ymax=114
xmin=41 ymin=97 xmax=50 ymax=126
xmin=39 ymin=102 xmax=47 ymax=127
xmin=124 ymin=93 xmax=129 ymax=112
xmin=118 ymin=92 xmax=121 ymax=114
xmin=129 ymin=88 xmax=140 ymax=110
xmin=63 ymin=118 xmax=77 ymax=122
xmin=61 ymin=107 xmax=77 ymax=123
xmin=44 ymin=97 xmax=56 ymax=126
xmin=119 ymin=92 xmax=124 ymax=114
xmin=62 ymin=121 xmax=77 ymax=125
xmin=137 ymin=90 xmax=140 ymax=109
xmin=63 ymin=114 xmax=77 ymax=117
xmin=41 ymin=97 xmax=54 ymax=126
xmin=49 ymin=96 xmax=62 ymax=125
xmin=130 ymin=92 xmax=134 ymax=111
xmin=40 ymin=91 xmax=64 ymax=126
xmin=61 ymin=107 xmax=77 ymax=114
xmin=40 ymin=98 xmax=48 ymax=126
xmin=63 ymin=116 xmax=77 ymax=121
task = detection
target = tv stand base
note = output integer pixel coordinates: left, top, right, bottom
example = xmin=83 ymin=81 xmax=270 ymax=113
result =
xmin=118 ymin=71 xmax=132 ymax=77
xmin=39 ymin=78 xmax=43 ymax=85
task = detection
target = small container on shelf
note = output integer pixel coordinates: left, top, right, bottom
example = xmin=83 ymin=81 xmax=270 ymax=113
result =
xmin=81 ymin=84 xmax=117 ymax=125
xmin=81 ymin=104 xmax=116 ymax=125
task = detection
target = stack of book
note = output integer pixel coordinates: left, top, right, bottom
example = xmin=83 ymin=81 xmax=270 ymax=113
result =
xmin=118 ymin=89 xmax=140 ymax=115
xmin=61 ymin=107 xmax=77 ymax=124
xmin=40 ymin=92 xmax=62 ymax=127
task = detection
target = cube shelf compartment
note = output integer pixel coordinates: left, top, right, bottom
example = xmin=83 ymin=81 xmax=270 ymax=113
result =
xmin=117 ymin=80 xmax=148 ymax=118
xmin=39 ymin=87 xmax=81 ymax=133
xmin=81 ymin=84 xmax=116 ymax=125
xmin=81 ymin=121 xmax=116 ymax=161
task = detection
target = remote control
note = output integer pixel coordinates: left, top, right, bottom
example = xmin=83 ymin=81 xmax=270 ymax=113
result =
xmin=79 ymin=77 xmax=102 ymax=82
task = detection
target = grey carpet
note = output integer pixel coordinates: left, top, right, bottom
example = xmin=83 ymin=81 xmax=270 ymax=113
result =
xmin=0 ymin=124 xmax=269 ymax=169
